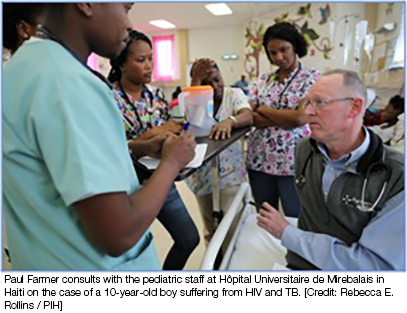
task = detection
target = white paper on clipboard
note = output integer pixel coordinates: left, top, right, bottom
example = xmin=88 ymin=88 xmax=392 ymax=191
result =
xmin=138 ymin=143 xmax=208 ymax=170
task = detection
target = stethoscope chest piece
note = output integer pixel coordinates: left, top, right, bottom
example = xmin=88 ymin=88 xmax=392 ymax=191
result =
xmin=295 ymin=175 xmax=306 ymax=189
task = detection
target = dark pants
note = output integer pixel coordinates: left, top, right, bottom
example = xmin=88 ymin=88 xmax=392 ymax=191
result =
xmin=248 ymin=169 xmax=301 ymax=217
xmin=157 ymin=184 xmax=200 ymax=270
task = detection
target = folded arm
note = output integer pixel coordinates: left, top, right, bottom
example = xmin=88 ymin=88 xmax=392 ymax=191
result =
xmin=253 ymin=104 xmax=307 ymax=129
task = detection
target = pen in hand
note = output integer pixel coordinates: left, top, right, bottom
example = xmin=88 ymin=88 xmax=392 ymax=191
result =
xmin=248 ymin=201 xmax=266 ymax=213
xmin=182 ymin=121 xmax=191 ymax=132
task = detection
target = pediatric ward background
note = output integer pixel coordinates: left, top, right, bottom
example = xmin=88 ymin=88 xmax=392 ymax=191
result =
xmin=2 ymin=2 xmax=405 ymax=270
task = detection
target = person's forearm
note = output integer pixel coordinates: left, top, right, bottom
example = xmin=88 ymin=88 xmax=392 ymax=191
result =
xmin=124 ymin=161 xmax=179 ymax=245
xmin=253 ymin=112 xmax=272 ymax=127
xmin=136 ymin=128 xmax=161 ymax=141
xmin=128 ymin=140 xmax=149 ymax=159
xmin=122 ymin=134 xmax=196 ymax=251
xmin=76 ymin=131 xmax=196 ymax=258
xmin=255 ymin=107 xmax=305 ymax=129
xmin=136 ymin=122 xmax=182 ymax=142
xmin=233 ymin=109 xmax=253 ymax=128
xmin=111 ymin=161 xmax=180 ymax=256
xmin=74 ymin=160 xmax=180 ymax=257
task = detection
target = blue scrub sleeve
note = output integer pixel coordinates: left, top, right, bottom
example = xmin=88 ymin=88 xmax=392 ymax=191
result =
xmin=31 ymin=71 xmax=136 ymax=206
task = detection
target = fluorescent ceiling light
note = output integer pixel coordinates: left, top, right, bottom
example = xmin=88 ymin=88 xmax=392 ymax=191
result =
xmin=205 ymin=3 xmax=233 ymax=16
xmin=149 ymin=20 xmax=176 ymax=29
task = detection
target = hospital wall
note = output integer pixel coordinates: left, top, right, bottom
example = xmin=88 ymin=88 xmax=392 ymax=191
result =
xmin=96 ymin=2 xmax=404 ymax=106
xmin=187 ymin=25 xmax=245 ymax=87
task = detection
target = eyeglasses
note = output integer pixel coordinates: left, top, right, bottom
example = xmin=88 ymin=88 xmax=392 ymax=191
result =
xmin=304 ymin=97 xmax=355 ymax=110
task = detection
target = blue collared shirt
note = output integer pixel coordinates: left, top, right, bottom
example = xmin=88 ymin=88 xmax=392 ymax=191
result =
xmin=318 ymin=128 xmax=370 ymax=201
xmin=281 ymin=129 xmax=405 ymax=270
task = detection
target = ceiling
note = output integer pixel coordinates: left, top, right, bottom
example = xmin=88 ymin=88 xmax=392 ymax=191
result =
xmin=128 ymin=2 xmax=291 ymax=34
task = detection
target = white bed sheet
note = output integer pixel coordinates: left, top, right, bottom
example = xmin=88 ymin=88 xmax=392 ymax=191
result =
xmin=227 ymin=213 xmax=297 ymax=270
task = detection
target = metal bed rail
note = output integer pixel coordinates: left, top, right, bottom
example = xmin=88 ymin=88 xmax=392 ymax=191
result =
xmin=200 ymin=182 xmax=253 ymax=270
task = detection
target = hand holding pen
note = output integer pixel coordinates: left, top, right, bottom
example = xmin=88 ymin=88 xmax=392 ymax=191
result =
xmin=161 ymin=122 xmax=195 ymax=172
xmin=182 ymin=121 xmax=191 ymax=133
xmin=248 ymin=201 xmax=265 ymax=213
xmin=251 ymin=201 xmax=290 ymax=240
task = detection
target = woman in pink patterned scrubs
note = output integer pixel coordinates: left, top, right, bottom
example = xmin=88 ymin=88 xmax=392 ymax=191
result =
xmin=247 ymin=22 xmax=320 ymax=217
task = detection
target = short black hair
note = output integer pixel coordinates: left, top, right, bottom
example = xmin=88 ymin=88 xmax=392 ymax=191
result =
xmin=262 ymin=22 xmax=308 ymax=63
xmin=3 ymin=3 xmax=45 ymax=51
xmin=108 ymin=30 xmax=152 ymax=83
xmin=389 ymin=95 xmax=405 ymax=114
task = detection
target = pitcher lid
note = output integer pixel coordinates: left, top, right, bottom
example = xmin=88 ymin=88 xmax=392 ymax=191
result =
xmin=183 ymin=85 xmax=213 ymax=92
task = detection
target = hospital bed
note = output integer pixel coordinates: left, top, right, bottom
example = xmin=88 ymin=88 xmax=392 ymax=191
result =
xmin=200 ymin=182 xmax=296 ymax=270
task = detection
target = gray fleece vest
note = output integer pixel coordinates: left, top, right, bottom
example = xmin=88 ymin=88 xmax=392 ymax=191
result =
xmin=286 ymin=130 xmax=404 ymax=270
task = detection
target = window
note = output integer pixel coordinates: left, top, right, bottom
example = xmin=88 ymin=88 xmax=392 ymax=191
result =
xmin=153 ymin=35 xmax=175 ymax=81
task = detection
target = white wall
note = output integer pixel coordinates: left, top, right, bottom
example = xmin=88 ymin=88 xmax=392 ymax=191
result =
xmin=188 ymin=25 xmax=245 ymax=86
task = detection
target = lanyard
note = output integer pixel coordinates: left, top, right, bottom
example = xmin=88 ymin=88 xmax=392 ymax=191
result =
xmin=118 ymin=81 xmax=154 ymax=131
xmin=36 ymin=26 xmax=113 ymax=90
xmin=268 ymin=63 xmax=302 ymax=105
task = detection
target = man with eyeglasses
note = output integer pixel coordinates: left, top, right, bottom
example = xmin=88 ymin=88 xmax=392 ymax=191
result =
xmin=256 ymin=69 xmax=404 ymax=270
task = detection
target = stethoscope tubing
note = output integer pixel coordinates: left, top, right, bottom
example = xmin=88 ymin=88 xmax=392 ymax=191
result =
xmin=298 ymin=152 xmax=390 ymax=213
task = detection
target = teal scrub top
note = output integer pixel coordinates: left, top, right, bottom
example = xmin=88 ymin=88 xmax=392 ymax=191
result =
xmin=2 ymin=38 xmax=160 ymax=270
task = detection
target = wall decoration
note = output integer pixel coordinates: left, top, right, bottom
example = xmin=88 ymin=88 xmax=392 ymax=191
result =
xmin=244 ymin=3 xmax=336 ymax=79
xmin=244 ymin=20 xmax=266 ymax=80
xmin=274 ymin=3 xmax=334 ymax=60
xmin=386 ymin=3 xmax=394 ymax=15
xmin=319 ymin=4 xmax=331 ymax=25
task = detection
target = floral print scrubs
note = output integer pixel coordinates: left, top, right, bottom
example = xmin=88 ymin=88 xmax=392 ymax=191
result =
xmin=186 ymin=87 xmax=251 ymax=196
xmin=114 ymin=84 xmax=168 ymax=139
xmin=247 ymin=64 xmax=320 ymax=176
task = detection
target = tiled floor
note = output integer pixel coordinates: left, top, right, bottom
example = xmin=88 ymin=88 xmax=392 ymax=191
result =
xmin=2 ymin=181 xmax=206 ymax=271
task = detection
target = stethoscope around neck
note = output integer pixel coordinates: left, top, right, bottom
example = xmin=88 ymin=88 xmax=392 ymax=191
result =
xmin=273 ymin=62 xmax=302 ymax=104
xmin=359 ymin=162 xmax=391 ymax=212
xmin=296 ymin=152 xmax=391 ymax=213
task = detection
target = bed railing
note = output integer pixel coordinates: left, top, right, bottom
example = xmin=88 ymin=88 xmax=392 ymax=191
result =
xmin=200 ymin=182 xmax=253 ymax=270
